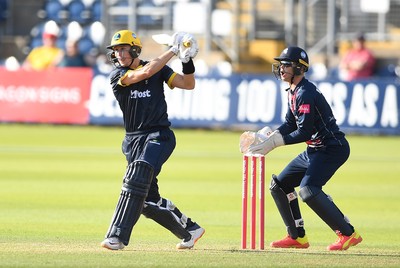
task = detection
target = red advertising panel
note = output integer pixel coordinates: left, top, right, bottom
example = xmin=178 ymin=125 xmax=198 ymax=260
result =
xmin=0 ymin=67 xmax=92 ymax=124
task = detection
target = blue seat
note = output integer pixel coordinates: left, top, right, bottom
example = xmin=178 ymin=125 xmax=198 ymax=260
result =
xmin=0 ymin=0 xmax=8 ymax=21
xmin=68 ymin=0 xmax=90 ymax=24
xmin=56 ymin=36 xmax=67 ymax=50
xmin=30 ymin=36 xmax=43 ymax=48
xmin=44 ymin=0 xmax=67 ymax=23
xmin=30 ymin=22 xmax=46 ymax=39
xmin=91 ymin=0 xmax=101 ymax=21
xmin=58 ymin=24 xmax=69 ymax=40
xmin=78 ymin=37 xmax=95 ymax=54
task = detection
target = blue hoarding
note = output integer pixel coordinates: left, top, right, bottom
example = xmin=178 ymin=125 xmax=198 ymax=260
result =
xmin=89 ymin=69 xmax=400 ymax=135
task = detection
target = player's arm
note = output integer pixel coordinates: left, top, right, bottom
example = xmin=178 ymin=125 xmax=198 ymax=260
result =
xmin=171 ymin=73 xmax=195 ymax=90
xmin=121 ymin=49 xmax=176 ymax=85
xmin=170 ymin=59 xmax=196 ymax=90
xmin=170 ymin=33 xmax=198 ymax=90
xmin=277 ymin=107 xmax=298 ymax=135
xmin=247 ymin=92 xmax=314 ymax=155
xmin=282 ymin=94 xmax=315 ymax=145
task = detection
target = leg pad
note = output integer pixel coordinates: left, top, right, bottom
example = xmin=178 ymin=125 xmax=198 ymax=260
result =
xmin=142 ymin=200 xmax=190 ymax=240
xmin=270 ymin=175 xmax=300 ymax=238
xmin=299 ymin=186 xmax=353 ymax=235
xmin=105 ymin=161 xmax=155 ymax=245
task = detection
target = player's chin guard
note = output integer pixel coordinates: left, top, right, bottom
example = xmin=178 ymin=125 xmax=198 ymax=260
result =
xmin=106 ymin=30 xmax=142 ymax=67
xmin=272 ymin=46 xmax=309 ymax=80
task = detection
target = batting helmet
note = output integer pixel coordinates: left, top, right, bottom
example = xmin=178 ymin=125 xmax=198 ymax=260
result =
xmin=107 ymin=30 xmax=142 ymax=64
xmin=274 ymin=46 xmax=309 ymax=72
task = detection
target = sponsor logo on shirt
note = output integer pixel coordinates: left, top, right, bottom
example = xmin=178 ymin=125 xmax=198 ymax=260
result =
xmin=298 ymin=104 xmax=310 ymax=114
xmin=130 ymin=89 xmax=151 ymax=99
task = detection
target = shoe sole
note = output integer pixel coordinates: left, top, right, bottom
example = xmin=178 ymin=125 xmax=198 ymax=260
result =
xmin=101 ymin=242 xmax=125 ymax=250
xmin=270 ymin=243 xmax=309 ymax=249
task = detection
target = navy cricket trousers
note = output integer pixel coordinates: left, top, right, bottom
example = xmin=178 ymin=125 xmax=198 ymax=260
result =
xmin=276 ymin=139 xmax=350 ymax=192
xmin=122 ymin=128 xmax=176 ymax=203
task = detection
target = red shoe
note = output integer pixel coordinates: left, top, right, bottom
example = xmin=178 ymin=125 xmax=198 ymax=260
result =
xmin=270 ymin=235 xmax=309 ymax=249
xmin=327 ymin=230 xmax=362 ymax=251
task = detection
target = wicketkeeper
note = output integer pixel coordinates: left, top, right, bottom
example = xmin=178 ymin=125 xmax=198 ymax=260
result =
xmin=240 ymin=46 xmax=362 ymax=251
xmin=101 ymin=30 xmax=204 ymax=250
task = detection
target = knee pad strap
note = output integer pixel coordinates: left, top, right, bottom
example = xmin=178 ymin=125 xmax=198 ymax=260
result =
xmin=299 ymin=185 xmax=320 ymax=202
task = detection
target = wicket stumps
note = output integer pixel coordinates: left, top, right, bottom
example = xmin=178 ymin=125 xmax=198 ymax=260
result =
xmin=241 ymin=154 xmax=265 ymax=250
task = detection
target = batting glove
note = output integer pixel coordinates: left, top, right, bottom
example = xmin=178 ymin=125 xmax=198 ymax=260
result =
xmin=168 ymin=32 xmax=186 ymax=55
xmin=179 ymin=34 xmax=199 ymax=63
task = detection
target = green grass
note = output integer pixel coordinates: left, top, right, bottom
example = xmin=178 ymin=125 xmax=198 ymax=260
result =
xmin=0 ymin=124 xmax=399 ymax=267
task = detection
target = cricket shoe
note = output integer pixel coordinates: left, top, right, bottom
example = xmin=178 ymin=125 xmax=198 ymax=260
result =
xmin=327 ymin=230 xmax=362 ymax=251
xmin=101 ymin=237 xmax=125 ymax=250
xmin=270 ymin=235 xmax=310 ymax=249
xmin=176 ymin=223 xmax=205 ymax=249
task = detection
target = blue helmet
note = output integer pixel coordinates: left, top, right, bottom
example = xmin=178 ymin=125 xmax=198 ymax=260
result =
xmin=274 ymin=46 xmax=309 ymax=72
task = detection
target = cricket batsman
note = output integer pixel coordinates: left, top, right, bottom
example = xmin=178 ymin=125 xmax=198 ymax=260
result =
xmin=100 ymin=30 xmax=204 ymax=250
xmin=240 ymin=46 xmax=362 ymax=250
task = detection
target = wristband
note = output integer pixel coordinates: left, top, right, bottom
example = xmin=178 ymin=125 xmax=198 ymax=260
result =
xmin=182 ymin=58 xmax=195 ymax=74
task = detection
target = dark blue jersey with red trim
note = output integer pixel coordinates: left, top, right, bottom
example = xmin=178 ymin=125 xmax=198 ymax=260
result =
xmin=110 ymin=60 xmax=175 ymax=133
xmin=277 ymin=78 xmax=345 ymax=147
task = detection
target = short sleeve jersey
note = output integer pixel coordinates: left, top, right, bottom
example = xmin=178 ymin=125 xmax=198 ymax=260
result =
xmin=341 ymin=48 xmax=375 ymax=81
xmin=109 ymin=60 xmax=176 ymax=133
xmin=277 ymin=78 xmax=345 ymax=147
xmin=26 ymin=46 xmax=63 ymax=71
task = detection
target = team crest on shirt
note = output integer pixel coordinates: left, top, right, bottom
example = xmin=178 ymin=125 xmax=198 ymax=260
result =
xmin=298 ymin=104 xmax=310 ymax=113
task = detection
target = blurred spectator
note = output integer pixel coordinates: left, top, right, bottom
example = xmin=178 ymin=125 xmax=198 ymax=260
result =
xmin=23 ymin=21 xmax=63 ymax=71
xmin=339 ymin=33 xmax=376 ymax=81
xmin=58 ymin=39 xmax=89 ymax=67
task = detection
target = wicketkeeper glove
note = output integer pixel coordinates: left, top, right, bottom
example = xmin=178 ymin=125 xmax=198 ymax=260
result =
xmin=239 ymin=126 xmax=273 ymax=154
xmin=247 ymin=130 xmax=285 ymax=155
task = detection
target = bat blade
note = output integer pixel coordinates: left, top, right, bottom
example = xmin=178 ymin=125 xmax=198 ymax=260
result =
xmin=151 ymin=34 xmax=172 ymax=46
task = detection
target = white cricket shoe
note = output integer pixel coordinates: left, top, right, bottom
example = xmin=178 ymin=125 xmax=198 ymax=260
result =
xmin=176 ymin=223 xmax=205 ymax=249
xmin=101 ymin=237 xmax=125 ymax=250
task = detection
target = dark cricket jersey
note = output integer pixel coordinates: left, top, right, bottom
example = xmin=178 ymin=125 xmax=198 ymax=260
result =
xmin=277 ymin=78 xmax=345 ymax=147
xmin=110 ymin=60 xmax=177 ymax=133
